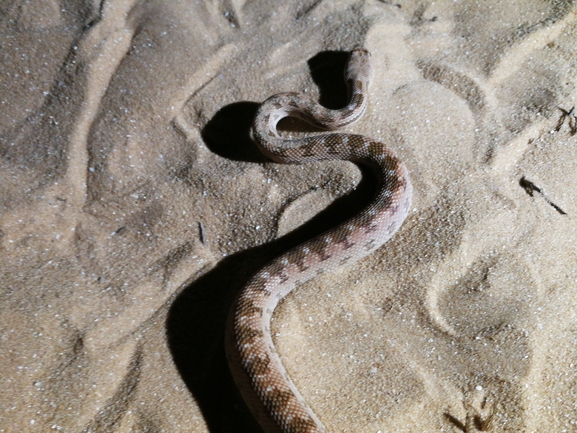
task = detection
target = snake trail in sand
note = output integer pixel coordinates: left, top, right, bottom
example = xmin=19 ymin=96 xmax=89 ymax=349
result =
xmin=225 ymin=48 xmax=413 ymax=433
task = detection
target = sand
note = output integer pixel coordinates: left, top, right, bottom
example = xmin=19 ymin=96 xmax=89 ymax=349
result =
xmin=1 ymin=1 xmax=577 ymax=432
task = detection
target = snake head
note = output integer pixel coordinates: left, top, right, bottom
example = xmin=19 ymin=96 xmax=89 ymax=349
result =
xmin=346 ymin=47 xmax=374 ymax=83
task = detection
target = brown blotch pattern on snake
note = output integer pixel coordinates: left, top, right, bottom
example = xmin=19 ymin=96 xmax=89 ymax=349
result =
xmin=226 ymin=48 xmax=413 ymax=433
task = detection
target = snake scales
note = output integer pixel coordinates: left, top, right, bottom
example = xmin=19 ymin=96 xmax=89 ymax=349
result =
xmin=225 ymin=48 xmax=413 ymax=433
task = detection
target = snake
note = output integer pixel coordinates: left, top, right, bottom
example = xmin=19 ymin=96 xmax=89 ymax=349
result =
xmin=225 ymin=48 xmax=413 ymax=433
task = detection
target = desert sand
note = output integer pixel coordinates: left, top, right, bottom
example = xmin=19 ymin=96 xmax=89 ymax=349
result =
xmin=1 ymin=1 xmax=577 ymax=432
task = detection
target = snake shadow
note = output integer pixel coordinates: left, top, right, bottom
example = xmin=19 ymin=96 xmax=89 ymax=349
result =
xmin=166 ymin=50 xmax=376 ymax=433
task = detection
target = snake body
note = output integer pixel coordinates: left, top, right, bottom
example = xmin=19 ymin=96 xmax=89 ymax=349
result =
xmin=225 ymin=48 xmax=412 ymax=433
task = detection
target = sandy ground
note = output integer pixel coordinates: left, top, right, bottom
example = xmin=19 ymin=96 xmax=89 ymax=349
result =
xmin=1 ymin=1 xmax=577 ymax=432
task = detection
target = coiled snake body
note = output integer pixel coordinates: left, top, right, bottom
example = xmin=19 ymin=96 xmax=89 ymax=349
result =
xmin=226 ymin=48 xmax=412 ymax=433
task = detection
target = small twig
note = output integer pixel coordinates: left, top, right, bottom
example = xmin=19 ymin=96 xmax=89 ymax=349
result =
xmin=555 ymin=106 xmax=577 ymax=136
xmin=444 ymin=413 xmax=466 ymax=431
xmin=445 ymin=395 xmax=495 ymax=432
xmin=198 ymin=221 xmax=206 ymax=245
xmin=520 ymin=177 xmax=567 ymax=215
xmin=377 ymin=0 xmax=402 ymax=7
xmin=112 ymin=226 xmax=126 ymax=236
